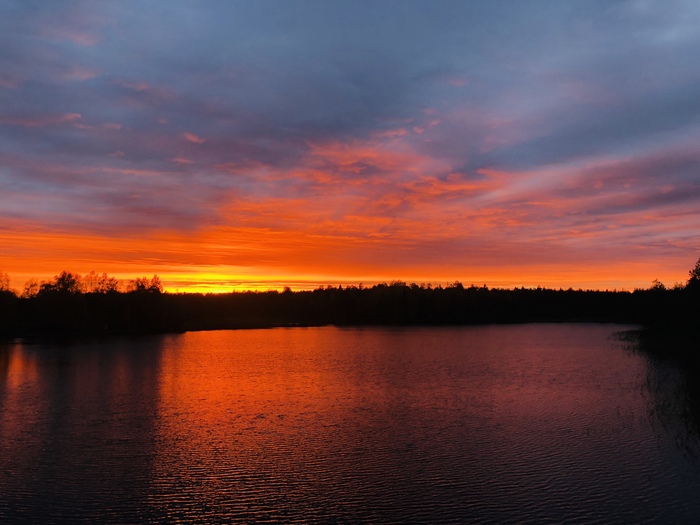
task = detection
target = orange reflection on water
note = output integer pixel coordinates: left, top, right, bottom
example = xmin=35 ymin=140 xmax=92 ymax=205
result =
xmin=147 ymin=329 xmax=374 ymax=515
xmin=0 ymin=345 xmax=42 ymax=448
xmin=155 ymin=329 xmax=344 ymax=431
xmin=1 ymin=344 xmax=39 ymax=391
xmin=1 ymin=326 xmax=683 ymax=522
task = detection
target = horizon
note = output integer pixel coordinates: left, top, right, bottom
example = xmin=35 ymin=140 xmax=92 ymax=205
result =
xmin=2 ymin=267 xmax=692 ymax=295
xmin=2 ymin=2 xmax=699 ymax=292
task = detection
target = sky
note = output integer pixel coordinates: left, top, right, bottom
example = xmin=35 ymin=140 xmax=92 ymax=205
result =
xmin=1 ymin=0 xmax=699 ymax=292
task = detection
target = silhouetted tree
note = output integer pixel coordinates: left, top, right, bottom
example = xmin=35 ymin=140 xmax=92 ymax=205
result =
xmin=651 ymin=279 xmax=666 ymax=291
xmin=130 ymin=275 xmax=163 ymax=293
xmin=4 ymin=262 xmax=700 ymax=338
xmin=83 ymin=271 xmax=121 ymax=293
xmin=0 ymin=271 xmax=10 ymax=292
xmin=0 ymin=272 xmax=18 ymax=335
xmin=688 ymin=258 xmax=700 ymax=289
xmin=149 ymin=275 xmax=163 ymax=293
xmin=83 ymin=270 xmax=99 ymax=293
xmin=39 ymin=271 xmax=82 ymax=295
xmin=22 ymin=278 xmax=40 ymax=298
xmin=97 ymin=273 xmax=121 ymax=293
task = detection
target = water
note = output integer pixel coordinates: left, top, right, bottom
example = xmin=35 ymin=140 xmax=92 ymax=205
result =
xmin=1 ymin=324 xmax=699 ymax=523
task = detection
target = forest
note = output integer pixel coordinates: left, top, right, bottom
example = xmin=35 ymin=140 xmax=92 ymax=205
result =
xmin=1 ymin=260 xmax=699 ymax=339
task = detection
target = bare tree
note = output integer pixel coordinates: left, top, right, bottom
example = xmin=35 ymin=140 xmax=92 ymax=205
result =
xmin=40 ymin=271 xmax=82 ymax=294
xmin=0 ymin=271 xmax=10 ymax=292
xmin=97 ymin=273 xmax=120 ymax=293
xmin=83 ymin=271 xmax=120 ymax=293
xmin=130 ymin=275 xmax=163 ymax=293
xmin=22 ymin=278 xmax=40 ymax=298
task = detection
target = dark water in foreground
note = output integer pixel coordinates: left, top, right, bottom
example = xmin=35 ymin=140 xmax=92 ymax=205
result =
xmin=1 ymin=324 xmax=699 ymax=523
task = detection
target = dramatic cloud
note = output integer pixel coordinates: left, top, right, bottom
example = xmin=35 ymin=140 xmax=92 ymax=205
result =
xmin=1 ymin=0 xmax=699 ymax=291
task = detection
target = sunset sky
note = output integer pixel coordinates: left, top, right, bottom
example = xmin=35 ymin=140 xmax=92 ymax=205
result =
xmin=1 ymin=1 xmax=699 ymax=292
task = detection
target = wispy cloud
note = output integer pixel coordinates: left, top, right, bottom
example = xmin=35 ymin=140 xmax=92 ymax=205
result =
xmin=182 ymin=132 xmax=205 ymax=144
xmin=0 ymin=112 xmax=82 ymax=127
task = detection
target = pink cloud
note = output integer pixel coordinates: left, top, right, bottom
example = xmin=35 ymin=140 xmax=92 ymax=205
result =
xmin=0 ymin=113 xmax=82 ymax=127
xmin=60 ymin=66 xmax=101 ymax=82
xmin=113 ymin=79 xmax=177 ymax=106
xmin=100 ymin=167 xmax=173 ymax=178
xmin=117 ymin=80 xmax=150 ymax=92
xmin=375 ymin=128 xmax=409 ymax=139
xmin=36 ymin=9 xmax=107 ymax=48
xmin=445 ymin=75 xmax=470 ymax=87
xmin=0 ymin=74 xmax=21 ymax=89
xmin=60 ymin=113 xmax=82 ymax=122
xmin=183 ymin=132 xmax=206 ymax=144
xmin=42 ymin=26 xmax=100 ymax=46
xmin=307 ymin=140 xmax=428 ymax=177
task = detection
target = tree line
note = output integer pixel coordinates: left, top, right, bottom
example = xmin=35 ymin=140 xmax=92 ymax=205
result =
xmin=1 ymin=260 xmax=699 ymax=338
xmin=5 ymin=270 xmax=163 ymax=297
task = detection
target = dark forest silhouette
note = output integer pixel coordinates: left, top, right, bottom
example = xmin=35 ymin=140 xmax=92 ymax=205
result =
xmin=1 ymin=259 xmax=698 ymax=340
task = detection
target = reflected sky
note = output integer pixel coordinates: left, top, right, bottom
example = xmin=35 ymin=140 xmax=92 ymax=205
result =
xmin=0 ymin=338 xmax=166 ymax=521
xmin=2 ymin=326 xmax=700 ymax=522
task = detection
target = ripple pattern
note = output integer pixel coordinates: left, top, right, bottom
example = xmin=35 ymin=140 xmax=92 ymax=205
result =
xmin=1 ymin=325 xmax=699 ymax=523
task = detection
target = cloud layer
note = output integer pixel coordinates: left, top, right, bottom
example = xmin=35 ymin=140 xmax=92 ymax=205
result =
xmin=1 ymin=1 xmax=699 ymax=290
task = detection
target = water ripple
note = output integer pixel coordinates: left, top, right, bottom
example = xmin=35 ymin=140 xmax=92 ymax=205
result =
xmin=1 ymin=325 xmax=699 ymax=523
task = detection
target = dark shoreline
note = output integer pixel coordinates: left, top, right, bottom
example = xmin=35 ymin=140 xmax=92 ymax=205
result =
xmin=2 ymin=282 xmax=697 ymax=347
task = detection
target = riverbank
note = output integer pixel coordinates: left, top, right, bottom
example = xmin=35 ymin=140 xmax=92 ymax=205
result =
xmin=2 ymin=283 xmax=697 ymax=340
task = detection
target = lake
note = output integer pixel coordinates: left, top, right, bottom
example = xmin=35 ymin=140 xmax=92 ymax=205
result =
xmin=1 ymin=324 xmax=699 ymax=523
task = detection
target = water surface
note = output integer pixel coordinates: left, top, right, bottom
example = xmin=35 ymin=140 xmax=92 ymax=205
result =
xmin=1 ymin=324 xmax=699 ymax=523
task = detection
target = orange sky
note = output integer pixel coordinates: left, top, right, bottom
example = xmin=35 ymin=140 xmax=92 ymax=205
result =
xmin=1 ymin=3 xmax=699 ymax=293
xmin=1 ymin=129 xmax=697 ymax=292
xmin=0 ymin=211 xmax=692 ymax=293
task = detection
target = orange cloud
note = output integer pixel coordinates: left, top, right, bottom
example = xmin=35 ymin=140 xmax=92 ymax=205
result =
xmin=0 ymin=215 xmax=692 ymax=294
xmin=307 ymin=140 xmax=427 ymax=175
xmin=2 ymin=127 xmax=696 ymax=294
